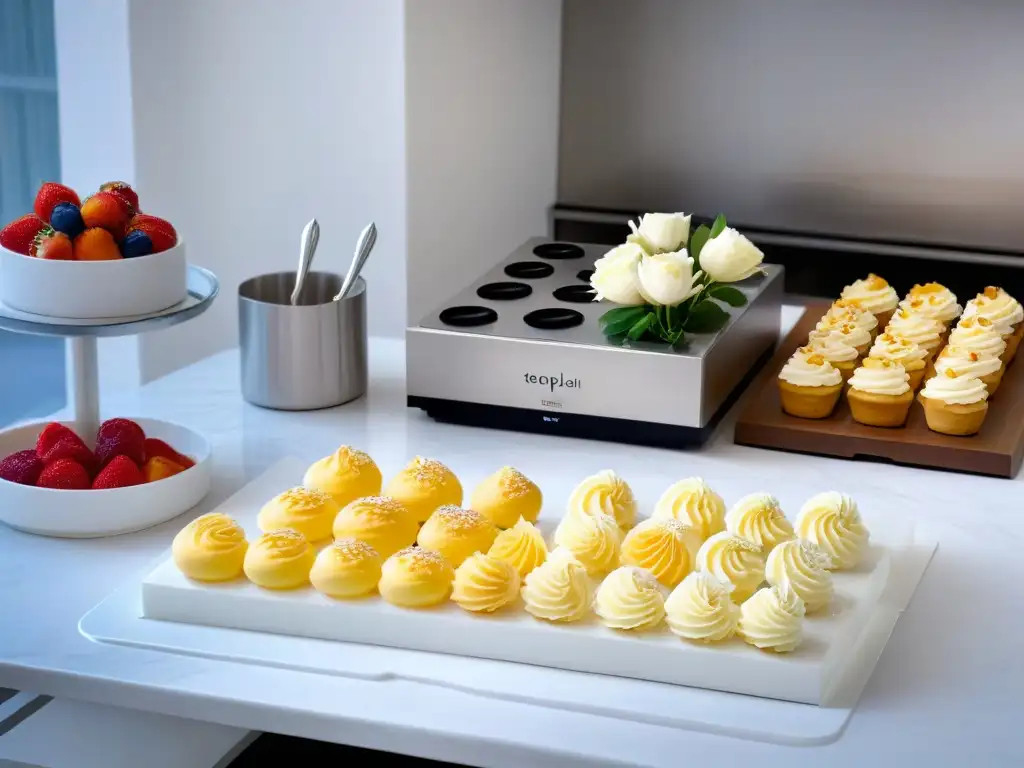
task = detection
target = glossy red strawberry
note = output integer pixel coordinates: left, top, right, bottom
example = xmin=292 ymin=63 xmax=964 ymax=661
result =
xmin=143 ymin=437 xmax=194 ymax=469
xmin=37 ymin=458 xmax=91 ymax=490
xmin=81 ymin=191 xmax=132 ymax=240
xmin=98 ymin=181 xmax=139 ymax=213
xmin=94 ymin=417 xmax=146 ymax=468
xmin=36 ymin=422 xmax=95 ymax=471
xmin=0 ymin=450 xmax=44 ymax=486
xmin=34 ymin=182 xmax=81 ymax=224
xmin=92 ymin=455 xmax=144 ymax=489
xmin=33 ymin=227 xmax=73 ymax=260
xmin=127 ymin=214 xmax=177 ymax=253
xmin=0 ymin=214 xmax=46 ymax=255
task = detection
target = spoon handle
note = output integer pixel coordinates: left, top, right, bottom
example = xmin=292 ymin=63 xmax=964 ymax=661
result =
xmin=290 ymin=218 xmax=320 ymax=305
xmin=335 ymin=222 xmax=377 ymax=301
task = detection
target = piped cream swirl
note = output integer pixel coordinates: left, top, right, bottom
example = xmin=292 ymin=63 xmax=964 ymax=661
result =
xmin=948 ymin=318 xmax=1007 ymax=358
xmin=765 ymin=539 xmax=834 ymax=613
xmin=794 ymin=492 xmax=869 ymax=570
xmin=920 ymin=371 xmax=989 ymax=405
xmin=885 ymin=309 xmax=944 ymax=350
xmin=567 ymin=470 xmax=637 ymax=530
xmin=848 ymin=358 xmax=910 ymax=396
xmin=739 ymin=584 xmax=805 ymax=653
xmin=594 ymin=566 xmax=666 ymax=631
xmin=724 ymin=493 xmax=794 ymax=553
xmin=840 ymin=274 xmax=899 ymax=314
xmin=553 ymin=508 xmax=622 ymax=575
xmin=652 ymin=477 xmax=726 ymax=540
xmin=695 ymin=532 xmax=765 ymax=602
xmin=521 ymin=549 xmax=594 ymax=622
xmin=933 ymin=346 xmax=1002 ymax=379
xmin=665 ymin=572 xmax=740 ymax=643
xmin=962 ymin=286 xmax=1023 ymax=334
xmin=778 ymin=348 xmax=842 ymax=388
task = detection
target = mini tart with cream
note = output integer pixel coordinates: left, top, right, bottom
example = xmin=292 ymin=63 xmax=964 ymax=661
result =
xmin=963 ymin=287 xmax=1024 ymax=363
xmin=840 ymin=274 xmax=899 ymax=326
xmin=738 ymin=584 xmax=805 ymax=653
xmin=417 ymin=505 xmax=498 ymax=567
xmin=918 ymin=370 xmax=989 ymax=436
xmin=724 ymin=493 xmax=794 ymax=554
xmin=777 ymin=347 xmax=843 ymax=420
xmin=695 ymin=531 xmax=765 ymax=603
xmin=172 ymin=513 xmax=248 ymax=582
xmin=521 ymin=549 xmax=593 ymax=623
xmin=795 ymin=492 xmax=869 ymax=570
xmin=332 ymin=495 xmax=419 ymax=559
xmin=309 ymin=538 xmax=382 ymax=599
xmin=868 ymin=333 xmax=928 ymax=390
xmin=805 ymin=330 xmax=860 ymax=379
xmin=469 ymin=466 xmax=542 ymax=528
xmin=664 ymin=571 xmax=740 ymax=643
xmin=378 ymin=547 xmax=455 ymax=608
xmin=899 ymin=282 xmax=961 ymax=326
xmin=243 ymin=529 xmax=316 ymax=590
xmin=620 ymin=518 xmax=701 ymax=587
xmin=884 ymin=308 xmax=944 ymax=358
xmin=451 ymin=552 xmax=520 ymax=613
xmin=594 ymin=566 xmax=666 ymax=631
xmin=487 ymin=516 xmax=548 ymax=578
xmin=948 ymin=316 xmax=1007 ymax=362
xmin=383 ymin=456 xmax=463 ymax=523
xmin=567 ymin=469 xmax=638 ymax=530
xmin=808 ymin=321 xmax=872 ymax=358
xmin=651 ymin=477 xmax=726 ymax=540
xmin=765 ymin=539 xmax=834 ymax=613
xmin=846 ymin=358 xmax=913 ymax=428
xmin=552 ymin=508 xmax=622 ymax=576
xmin=933 ymin=345 xmax=1004 ymax=394
xmin=817 ymin=299 xmax=879 ymax=338
xmin=257 ymin=486 xmax=340 ymax=543
xmin=302 ymin=446 xmax=382 ymax=507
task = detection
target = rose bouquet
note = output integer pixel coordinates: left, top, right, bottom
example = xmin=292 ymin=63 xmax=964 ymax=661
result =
xmin=590 ymin=212 xmax=765 ymax=345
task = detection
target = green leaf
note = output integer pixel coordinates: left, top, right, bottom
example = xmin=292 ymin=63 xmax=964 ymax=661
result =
xmin=599 ymin=306 xmax=647 ymax=337
xmin=710 ymin=213 xmax=728 ymax=238
xmin=684 ymin=300 xmax=730 ymax=333
xmin=689 ymin=225 xmax=711 ymax=268
xmin=626 ymin=312 xmax=657 ymax=340
xmin=709 ymin=285 xmax=747 ymax=307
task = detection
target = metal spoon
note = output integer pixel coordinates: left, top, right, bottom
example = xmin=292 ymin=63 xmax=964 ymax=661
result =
xmin=290 ymin=218 xmax=320 ymax=305
xmin=334 ymin=222 xmax=377 ymax=302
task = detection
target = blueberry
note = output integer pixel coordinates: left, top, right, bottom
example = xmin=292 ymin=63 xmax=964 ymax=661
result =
xmin=50 ymin=202 xmax=84 ymax=239
xmin=121 ymin=230 xmax=153 ymax=258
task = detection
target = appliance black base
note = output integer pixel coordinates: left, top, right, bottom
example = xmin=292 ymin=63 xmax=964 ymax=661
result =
xmin=409 ymin=343 xmax=775 ymax=450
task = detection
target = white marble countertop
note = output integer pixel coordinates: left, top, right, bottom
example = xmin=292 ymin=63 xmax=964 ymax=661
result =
xmin=1 ymin=313 xmax=1021 ymax=767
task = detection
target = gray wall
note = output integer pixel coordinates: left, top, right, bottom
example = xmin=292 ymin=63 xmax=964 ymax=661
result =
xmin=559 ymin=0 xmax=1024 ymax=252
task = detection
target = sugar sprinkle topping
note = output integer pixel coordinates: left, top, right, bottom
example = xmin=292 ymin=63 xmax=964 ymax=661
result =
xmin=497 ymin=466 xmax=533 ymax=498
xmin=434 ymin=505 xmax=487 ymax=532
xmin=393 ymin=546 xmax=447 ymax=573
xmin=352 ymin=495 xmax=408 ymax=516
xmin=409 ymin=456 xmax=451 ymax=486
xmin=279 ymin=486 xmax=334 ymax=509
xmin=329 ymin=538 xmax=379 ymax=561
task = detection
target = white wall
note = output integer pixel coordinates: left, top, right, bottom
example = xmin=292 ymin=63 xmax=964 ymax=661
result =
xmin=404 ymin=0 xmax=563 ymax=324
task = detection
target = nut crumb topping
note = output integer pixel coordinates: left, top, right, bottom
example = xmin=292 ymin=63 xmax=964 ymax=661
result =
xmin=866 ymin=274 xmax=889 ymax=290
xmin=945 ymin=368 xmax=958 ymax=378
xmin=806 ymin=353 xmax=826 ymax=366
xmin=983 ymin=286 xmax=1000 ymax=300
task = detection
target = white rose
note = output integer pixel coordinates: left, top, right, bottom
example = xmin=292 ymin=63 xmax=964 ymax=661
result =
xmin=629 ymin=212 xmax=691 ymax=254
xmin=636 ymin=249 xmax=698 ymax=307
xmin=699 ymin=227 xmax=764 ymax=283
xmin=590 ymin=242 xmax=645 ymax=305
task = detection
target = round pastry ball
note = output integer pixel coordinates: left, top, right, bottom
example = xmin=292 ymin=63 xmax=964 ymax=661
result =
xmin=417 ymin=505 xmax=498 ymax=567
xmin=378 ymin=546 xmax=455 ymax=608
xmin=256 ymin=486 xmax=340 ymax=543
xmin=303 ymin=445 xmax=382 ymax=507
xmin=243 ymin=529 xmax=316 ymax=590
xmin=383 ymin=456 xmax=462 ymax=522
xmin=331 ymin=495 xmax=418 ymax=559
xmin=172 ymin=513 xmax=248 ymax=582
xmin=469 ymin=466 xmax=542 ymax=528
xmin=310 ymin=538 xmax=383 ymax=599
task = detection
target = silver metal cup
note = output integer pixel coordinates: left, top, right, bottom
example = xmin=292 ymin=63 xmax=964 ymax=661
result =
xmin=238 ymin=271 xmax=367 ymax=410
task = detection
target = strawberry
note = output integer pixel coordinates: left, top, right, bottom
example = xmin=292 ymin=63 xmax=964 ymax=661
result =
xmin=94 ymin=417 xmax=146 ymax=468
xmin=37 ymin=458 xmax=91 ymax=490
xmin=0 ymin=450 xmax=44 ymax=486
xmin=81 ymin=191 xmax=132 ymax=240
xmin=73 ymin=228 xmax=121 ymax=261
xmin=0 ymin=214 xmax=46 ymax=255
xmin=92 ymin=455 xmax=144 ymax=489
xmin=98 ymin=181 xmax=139 ymax=213
xmin=36 ymin=423 xmax=95 ymax=471
xmin=34 ymin=182 xmax=81 ymax=224
xmin=144 ymin=437 xmax=194 ymax=468
xmin=127 ymin=214 xmax=177 ymax=253
xmin=33 ymin=227 xmax=73 ymax=260
xmin=142 ymin=455 xmax=187 ymax=483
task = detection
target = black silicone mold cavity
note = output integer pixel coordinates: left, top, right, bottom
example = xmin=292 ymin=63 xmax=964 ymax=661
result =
xmin=576 ymin=269 xmax=594 ymax=283
xmin=439 ymin=305 xmax=498 ymax=327
xmin=477 ymin=282 xmax=532 ymax=301
xmin=533 ymin=242 xmax=585 ymax=260
xmin=524 ymin=308 xmax=585 ymax=330
xmin=505 ymin=261 xmax=555 ymax=279
xmin=553 ymin=284 xmax=594 ymax=304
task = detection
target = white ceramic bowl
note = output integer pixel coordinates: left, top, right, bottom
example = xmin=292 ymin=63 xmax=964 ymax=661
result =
xmin=0 ymin=417 xmax=211 ymax=538
xmin=0 ymin=240 xmax=187 ymax=319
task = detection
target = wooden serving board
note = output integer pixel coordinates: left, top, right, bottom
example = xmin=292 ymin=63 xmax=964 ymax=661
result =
xmin=734 ymin=303 xmax=1024 ymax=478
